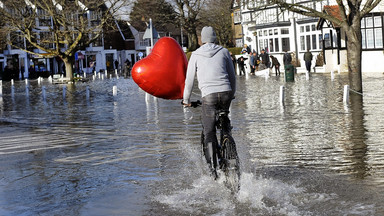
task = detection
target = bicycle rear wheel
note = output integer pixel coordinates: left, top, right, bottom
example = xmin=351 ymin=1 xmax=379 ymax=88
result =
xmin=221 ymin=135 xmax=240 ymax=192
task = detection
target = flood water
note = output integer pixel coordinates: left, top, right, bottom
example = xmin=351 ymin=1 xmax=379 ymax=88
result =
xmin=0 ymin=72 xmax=384 ymax=215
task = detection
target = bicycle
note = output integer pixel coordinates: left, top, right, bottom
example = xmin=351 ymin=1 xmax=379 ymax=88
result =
xmin=185 ymin=100 xmax=241 ymax=192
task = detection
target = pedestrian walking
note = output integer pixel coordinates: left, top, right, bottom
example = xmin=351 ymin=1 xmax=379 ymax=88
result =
xmin=304 ymin=49 xmax=313 ymax=73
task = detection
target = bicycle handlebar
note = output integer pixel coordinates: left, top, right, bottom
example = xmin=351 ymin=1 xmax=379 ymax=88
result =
xmin=181 ymin=100 xmax=201 ymax=108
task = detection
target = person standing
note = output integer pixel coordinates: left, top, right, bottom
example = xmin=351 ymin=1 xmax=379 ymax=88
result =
xmin=259 ymin=49 xmax=270 ymax=70
xmin=283 ymin=50 xmax=295 ymax=81
xmin=241 ymin=44 xmax=251 ymax=54
xmin=229 ymin=52 xmax=236 ymax=73
xmin=237 ymin=56 xmax=247 ymax=76
xmin=270 ymin=55 xmax=281 ymax=76
xmin=253 ymin=52 xmax=259 ymax=72
xmin=114 ymin=60 xmax=119 ymax=71
xmin=183 ymin=26 xmax=236 ymax=170
xmin=249 ymin=51 xmax=255 ymax=74
xmin=304 ymin=49 xmax=313 ymax=73
xmin=283 ymin=50 xmax=292 ymax=66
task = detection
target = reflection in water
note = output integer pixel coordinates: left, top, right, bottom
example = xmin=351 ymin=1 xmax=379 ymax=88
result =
xmin=0 ymin=74 xmax=383 ymax=215
xmin=347 ymin=94 xmax=368 ymax=179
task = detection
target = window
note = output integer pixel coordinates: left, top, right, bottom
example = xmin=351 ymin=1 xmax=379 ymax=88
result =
xmin=312 ymin=34 xmax=317 ymax=50
xmin=274 ymin=29 xmax=278 ymax=35
xmin=233 ymin=11 xmax=241 ymax=23
xmin=38 ymin=8 xmax=51 ymax=26
xmin=40 ymin=32 xmax=54 ymax=49
xmin=300 ymin=26 xmax=304 ymax=33
xmin=281 ymin=28 xmax=289 ymax=34
xmin=300 ymin=36 xmax=305 ymax=50
xmin=275 ymin=38 xmax=279 ymax=52
xmin=311 ymin=24 xmax=316 ymax=31
xmin=319 ymin=35 xmax=323 ymax=49
xmin=361 ymin=15 xmax=384 ymax=49
xmin=375 ymin=28 xmax=383 ymax=48
xmin=374 ymin=16 xmax=382 ymax=27
xmin=264 ymin=39 xmax=268 ymax=50
xmin=366 ymin=29 xmax=374 ymax=48
xmin=10 ymin=32 xmax=24 ymax=49
xmin=306 ymin=35 xmax=311 ymax=50
xmin=324 ymin=33 xmax=331 ymax=48
xmin=236 ymin=39 xmax=243 ymax=47
xmin=269 ymin=30 xmax=273 ymax=35
xmin=366 ymin=17 xmax=373 ymax=28
xmin=90 ymin=11 xmax=101 ymax=26
xmin=92 ymin=34 xmax=103 ymax=47
xmin=243 ymin=13 xmax=251 ymax=22
xmin=333 ymin=32 xmax=338 ymax=47
xmin=259 ymin=40 xmax=264 ymax=51
xmin=282 ymin=38 xmax=290 ymax=51
xmin=269 ymin=38 xmax=274 ymax=52
xmin=362 ymin=30 xmax=366 ymax=49
xmin=306 ymin=25 xmax=310 ymax=32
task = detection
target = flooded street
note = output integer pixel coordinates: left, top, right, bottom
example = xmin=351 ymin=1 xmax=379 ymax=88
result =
xmin=0 ymin=72 xmax=384 ymax=215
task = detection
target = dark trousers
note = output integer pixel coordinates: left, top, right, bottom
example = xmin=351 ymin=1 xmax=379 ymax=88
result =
xmin=239 ymin=66 xmax=245 ymax=75
xmin=202 ymin=91 xmax=232 ymax=145
xmin=305 ymin=61 xmax=312 ymax=72
xmin=250 ymin=65 xmax=255 ymax=74
xmin=272 ymin=64 xmax=281 ymax=76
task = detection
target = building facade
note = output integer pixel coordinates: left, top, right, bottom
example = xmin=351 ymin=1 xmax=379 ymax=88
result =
xmin=0 ymin=1 xmax=138 ymax=80
xmin=234 ymin=0 xmax=384 ymax=73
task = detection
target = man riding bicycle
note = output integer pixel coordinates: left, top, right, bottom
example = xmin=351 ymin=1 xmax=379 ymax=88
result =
xmin=182 ymin=26 xmax=236 ymax=172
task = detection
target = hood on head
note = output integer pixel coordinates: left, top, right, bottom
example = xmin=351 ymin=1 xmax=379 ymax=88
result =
xmin=193 ymin=43 xmax=223 ymax=58
xmin=201 ymin=26 xmax=216 ymax=44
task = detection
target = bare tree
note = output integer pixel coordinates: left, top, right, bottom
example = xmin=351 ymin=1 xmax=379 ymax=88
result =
xmin=129 ymin=0 xmax=176 ymax=32
xmin=200 ymin=0 xmax=233 ymax=47
xmin=172 ymin=0 xmax=206 ymax=51
xmin=0 ymin=0 xmax=131 ymax=80
xmin=268 ymin=0 xmax=383 ymax=93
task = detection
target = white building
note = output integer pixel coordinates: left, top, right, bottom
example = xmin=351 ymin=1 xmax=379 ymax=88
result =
xmin=234 ymin=0 xmax=384 ymax=73
xmin=0 ymin=1 xmax=138 ymax=80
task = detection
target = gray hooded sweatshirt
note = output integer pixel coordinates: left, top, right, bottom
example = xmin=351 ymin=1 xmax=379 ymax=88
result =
xmin=183 ymin=43 xmax=236 ymax=104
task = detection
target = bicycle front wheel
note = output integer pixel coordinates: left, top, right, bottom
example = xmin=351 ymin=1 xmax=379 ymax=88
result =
xmin=221 ymin=135 xmax=240 ymax=192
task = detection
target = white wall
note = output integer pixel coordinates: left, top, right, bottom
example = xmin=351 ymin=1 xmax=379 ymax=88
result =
xmin=362 ymin=50 xmax=384 ymax=72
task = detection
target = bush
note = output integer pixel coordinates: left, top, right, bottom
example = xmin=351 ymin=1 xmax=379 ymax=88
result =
xmin=227 ymin=47 xmax=242 ymax=55
xmin=185 ymin=52 xmax=192 ymax=60
xmin=291 ymin=52 xmax=301 ymax=67
xmin=315 ymin=51 xmax=324 ymax=66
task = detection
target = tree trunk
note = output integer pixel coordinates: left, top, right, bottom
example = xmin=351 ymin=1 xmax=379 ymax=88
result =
xmin=346 ymin=28 xmax=363 ymax=93
xmin=188 ymin=31 xmax=199 ymax=51
xmin=63 ymin=56 xmax=75 ymax=80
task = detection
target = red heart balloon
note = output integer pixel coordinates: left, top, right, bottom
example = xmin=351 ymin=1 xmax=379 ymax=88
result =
xmin=132 ymin=37 xmax=187 ymax=100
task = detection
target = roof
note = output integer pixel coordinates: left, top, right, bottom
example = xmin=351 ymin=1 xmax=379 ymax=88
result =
xmin=326 ymin=5 xmax=342 ymax=27
xmin=317 ymin=5 xmax=342 ymax=30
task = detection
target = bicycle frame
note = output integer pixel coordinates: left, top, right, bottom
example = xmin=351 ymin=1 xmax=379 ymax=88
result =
xmin=186 ymin=100 xmax=240 ymax=190
xmin=202 ymin=109 xmax=234 ymax=179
